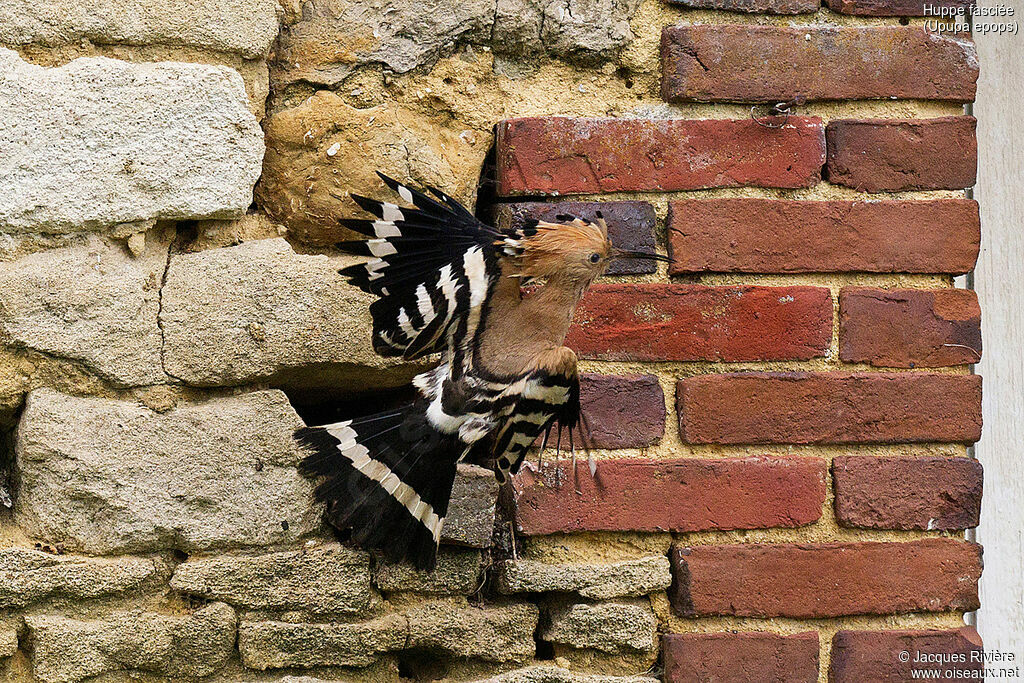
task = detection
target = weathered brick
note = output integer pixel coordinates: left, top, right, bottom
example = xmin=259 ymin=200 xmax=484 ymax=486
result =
xmin=677 ymin=373 xmax=982 ymax=445
xmin=667 ymin=199 xmax=980 ymax=275
xmin=494 ymin=201 xmax=657 ymax=276
xmin=575 ymin=374 xmax=664 ymax=449
xmin=496 ymin=117 xmax=825 ymax=195
xmin=670 ymin=539 xmax=981 ymax=618
xmin=661 ymin=26 xmax=977 ymax=102
xmin=170 ymin=543 xmax=378 ymax=614
xmin=663 ymin=631 xmax=819 ymax=683
xmin=833 ymin=456 xmax=983 ymax=530
xmin=497 ymin=556 xmax=672 ymax=600
xmin=840 ymin=288 xmax=981 ymax=368
xmin=566 ymin=285 xmax=832 ymax=362
xmin=510 ymin=456 xmax=826 ymax=535
xmin=373 ymin=548 xmax=482 ymax=594
xmin=826 ymin=0 xmax=971 ymax=15
xmin=26 ymin=603 xmax=236 ymax=682
xmin=666 ymin=0 xmax=816 ymax=12
xmin=543 ymin=601 xmax=657 ymax=654
xmin=0 ymin=49 xmax=263 ymax=234
xmin=829 ymin=628 xmax=983 ymax=681
xmin=15 ymin=388 xmax=321 ymax=554
xmin=826 ymin=117 xmax=978 ymax=192
xmin=0 ymin=548 xmax=165 ymax=608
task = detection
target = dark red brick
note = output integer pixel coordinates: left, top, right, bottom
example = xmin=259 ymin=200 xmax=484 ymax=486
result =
xmin=495 ymin=117 xmax=824 ymax=196
xmin=511 ymin=456 xmax=826 ymax=535
xmin=667 ymin=0 xmax=816 ymax=11
xmin=661 ymin=26 xmax=977 ymax=102
xmin=840 ymin=288 xmax=982 ymax=368
xmin=833 ymin=456 xmax=983 ymax=530
xmin=826 ymin=117 xmax=978 ymax=192
xmin=494 ymin=201 xmax=657 ymax=276
xmin=664 ymin=632 xmax=820 ymax=683
xmin=577 ymin=374 xmax=665 ymax=450
xmin=677 ymin=372 xmax=983 ymax=445
xmin=829 ymin=628 xmax=983 ymax=682
xmin=566 ymin=285 xmax=832 ymax=362
xmin=827 ymin=0 xmax=971 ymax=15
xmin=667 ymin=199 xmax=980 ymax=275
xmin=670 ymin=539 xmax=982 ymax=618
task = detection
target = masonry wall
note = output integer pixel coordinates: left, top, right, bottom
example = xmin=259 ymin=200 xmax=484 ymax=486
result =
xmin=0 ymin=0 xmax=983 ymax=681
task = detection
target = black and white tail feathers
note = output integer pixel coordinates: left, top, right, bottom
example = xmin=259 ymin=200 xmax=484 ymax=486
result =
xmin=336 ymin=172 xmax=502 ymax=361
xmin=295 ymin=401 xmax=460 ymax=570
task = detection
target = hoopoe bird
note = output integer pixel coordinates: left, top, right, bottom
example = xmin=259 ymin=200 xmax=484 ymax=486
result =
xmin=295 ymin=172 xmax=669 ymax=570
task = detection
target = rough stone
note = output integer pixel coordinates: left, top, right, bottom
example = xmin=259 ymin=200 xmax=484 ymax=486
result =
xmin=406 ymin=600 xmax=539 ymax=663
xmin=497 ymin=556 xmax=671 ymax=599
xmin=0 ymin=50 xmax=264 ymax=233
xmin=0 ymin=623 xmax=17 ymax=659
xmin=25 ymin=602 xmax=236 ymax=682
xmin=0 ymin=235 xmax=167 ymax=387
xmin=542 ymin=601 xmax=657 ymax=653
xmin=14 ymin=388 xmax=322 ymax=553
xmin=258 ymin=94 xmax=489 ymax=246
xmin=483 ymin=667 xmax=659 ymax=682
xmin=160 ymin=238 xmax=417 ymax=390
xmin=238 ymin=614 xmax=408 ymax=670
xmin=374 ymin=548 xmax=483 ymax=594
xmin=273 ymin=0 xmax=640 ymax=86
xmin=444 ymin=464 xmax=499 ymax=548
xmin=0 ymin=548 xmax=164 ymax=608
xmin=170 ymin=543 xmax=378 ymax=614
xmin=0 ymin=0 xmax=281 ymax=58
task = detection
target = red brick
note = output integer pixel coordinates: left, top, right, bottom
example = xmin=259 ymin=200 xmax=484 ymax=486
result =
xmin=833 ymin=456 xmax=983 ymax=530
xmin=677 ymin=372 xmax=983 ymax=445
xmin=664 ymin=632 xmax=819 ymax=683
xmin=577 ymin=374 xmax=665 ymax=449
xmin=661 ymin=26 xmax=977 ymax=102
xmin=826 ymin=117 xmax=978 ymax=192
xmin=511 ymin=456 xmax=826 ymax=535
xmin=494 ymin=201 xmax=657 ymax=276
xmin=670 ymin=539 xmax=982 ymax=618
xmin=829 ymin=628 xmax=983 ymax=682
xmin=840 ymin=288 xmax=982 ymax=368
xmin=826 ymin=0 xmax=971 ymax=15
xmin=495 ymin=117 xmax=824 ymax=196
xmin=566 ymin=285 xmax=832 ymax=362
xmin=666 ymin=0 xmax=816 ymax=12
xmin=667 ymin=199 xmax=980 ymax=275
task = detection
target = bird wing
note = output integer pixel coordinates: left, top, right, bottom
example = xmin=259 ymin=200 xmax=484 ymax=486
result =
xmin=337 ymin=173 xmax=505 ymax=362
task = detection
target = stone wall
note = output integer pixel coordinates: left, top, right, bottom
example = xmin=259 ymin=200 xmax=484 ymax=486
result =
xmin=0 ymin=0 xmax=983 ymax=681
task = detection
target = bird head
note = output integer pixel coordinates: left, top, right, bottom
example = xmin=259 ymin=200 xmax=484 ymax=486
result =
xmin=511 ymin=212 xmax=671 ymax=288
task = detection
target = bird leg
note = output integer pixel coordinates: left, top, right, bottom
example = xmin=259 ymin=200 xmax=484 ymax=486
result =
xmin=578 ymin=409 xmax=598 ymax=478
xmin=569 ymin=428 xmax=582 ymax=495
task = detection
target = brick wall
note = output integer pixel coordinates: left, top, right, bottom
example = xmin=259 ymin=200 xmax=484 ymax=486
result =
xmin=0 ymin=0 xmax=981 ymax=682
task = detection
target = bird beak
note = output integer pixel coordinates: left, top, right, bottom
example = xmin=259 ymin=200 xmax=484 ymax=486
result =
xmin=612 ymin=248 xmax=674 ymax=263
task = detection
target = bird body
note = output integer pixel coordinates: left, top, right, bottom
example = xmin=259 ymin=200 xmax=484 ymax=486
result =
xmin=296 ymin=173 xmax=668 ymax=569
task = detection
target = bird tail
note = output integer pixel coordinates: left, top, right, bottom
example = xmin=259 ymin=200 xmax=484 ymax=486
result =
xmin=295 ymin=403 xmax=459 ymax=570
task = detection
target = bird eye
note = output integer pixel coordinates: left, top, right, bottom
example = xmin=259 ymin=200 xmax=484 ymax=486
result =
xmin=589 ymin=252 xmax=601 ymax=264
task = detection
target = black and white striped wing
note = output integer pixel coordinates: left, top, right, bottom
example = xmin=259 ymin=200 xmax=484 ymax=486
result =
xmin=491 ymin=368 xmax=581 ymax=484
xmin=337 ymin=173 xmax=504 ymax=362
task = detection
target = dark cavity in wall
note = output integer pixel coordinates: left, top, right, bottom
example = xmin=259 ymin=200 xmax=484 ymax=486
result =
xmin=284 ymin=383 xmax=417 ymax=427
